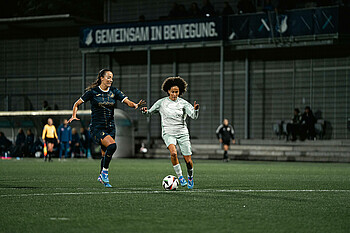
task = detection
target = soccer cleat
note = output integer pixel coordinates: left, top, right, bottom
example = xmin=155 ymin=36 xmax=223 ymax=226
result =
xmin=98 ymin=174 xmax=113 ymax=188
xmin=97 ymin=174 xmax=104 ymax=184
xmin=104 ymin=182 xmax=113 ymax=188
xmin=187 ymin=176 xmax=194 ymax=189
xmin=178 ymin=175 xmax=187 ymax=187
xmin=101 ymin=170 xmax=109 ymax=183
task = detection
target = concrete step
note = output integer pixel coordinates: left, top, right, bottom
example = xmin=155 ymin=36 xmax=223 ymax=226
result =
xmin=142 ymin=140 xmax=350 ymax=163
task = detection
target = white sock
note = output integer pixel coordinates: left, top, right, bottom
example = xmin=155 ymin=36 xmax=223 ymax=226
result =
xmin=173 ymin=164 xmax=183 ymax=177
xmin=102 ymin=168 xmax=108 ymax=172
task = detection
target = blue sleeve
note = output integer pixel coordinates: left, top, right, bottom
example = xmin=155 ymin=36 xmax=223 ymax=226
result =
xmin=68 ymin=127 xmax=72 ymax=142
xmin=80 ymin=89 xmax=93 ymax=102
xmin=113 ymin=88 xmax=127 ymax=102
xmin=57 ymin=126 xmax=61 ymax=140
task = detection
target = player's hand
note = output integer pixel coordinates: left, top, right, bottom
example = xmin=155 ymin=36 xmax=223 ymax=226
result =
xmin=135 ymin=99 xmax=146 ymax=109
xmin=57 ymin=140 xmax=60 ymax=144
xmin=232 ymin=139 xmax=236 ymax=144
xmin=219 ymin=139 xmax=223 ymax=143
xmin=68 ymin=116 xmax=80 ymax=123
xmin=140 ymin=107 xmax=148 ymax=113
xmin=194 ymin=101 xmax=199 ymax=110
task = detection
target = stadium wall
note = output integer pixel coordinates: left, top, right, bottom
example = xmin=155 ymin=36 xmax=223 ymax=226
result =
xmin=0 ymin=38 xmax=349 ymax=140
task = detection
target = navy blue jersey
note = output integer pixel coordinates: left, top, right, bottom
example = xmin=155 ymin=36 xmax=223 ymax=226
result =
xmin=80 ymin=86 xmax=127 ymax=128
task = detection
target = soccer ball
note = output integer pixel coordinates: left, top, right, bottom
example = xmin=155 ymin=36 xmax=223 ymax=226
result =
xmin=162 ymin=175 xmax=179 ymax=191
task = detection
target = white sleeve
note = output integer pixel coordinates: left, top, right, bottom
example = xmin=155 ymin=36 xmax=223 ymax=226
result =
xmin=184 ymin=100 xmax=199 ymax=120
xmin=143 ymin=99 xmax=161 ymax=116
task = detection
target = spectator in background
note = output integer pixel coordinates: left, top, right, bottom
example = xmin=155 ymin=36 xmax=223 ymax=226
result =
xmin=286 ymin=108 xmax=301 ymax=141
xmin=13 ymin=128 xmax=26 ymax=157
xmin=42 ymin=100 xmax=51 ymax=111
xmin=188 ymin=2 xmax=202 ymax=18
xmin=237 ymin=0 xmax=256 ymax=14
xmin=216 ymin=119 xmax=236 ymax=162
xmin=178 ymin=4 xmax=188 ymax=18
xmin=138 ymin=15 xmax=145 ymax=22
xmin=168 ymin=2 xmax=180 ymax=19
xmin=222 ymin=1 xmax=234 ymax=15
xmin=33 ymin=135 xmax=44 ymax=158
xmin=57 ymin=119 xmax=72 ymax=160
xmin=80 ymin=127 xmax=91 ymax=158
xmin=300 ymin=106 xmax=316 ymax=140
xmin=24 ymin=129 xmax=34 ymax=157
xmin=201 ymin=0 xmax=216 ymax=17
xmin=71 ymin=128 xmax=80 ymax=158
xmin=0 ymin=131 xmax=13 ymax=156
xmin=169 ymin=2 xmax=188 ymax=19
xmin=263 ymin=0 xmax=275 ymax=12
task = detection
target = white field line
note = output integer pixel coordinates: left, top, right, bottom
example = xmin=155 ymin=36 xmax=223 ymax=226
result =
xmin=1 ymin=189 xmax=350 ymax=198
xmin=50 ymin=218 xmax=69 ymax=221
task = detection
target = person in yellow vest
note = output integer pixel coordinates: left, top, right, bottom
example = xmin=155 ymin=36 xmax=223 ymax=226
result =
xmin=42 ymin=118 xmax=58 ymax=162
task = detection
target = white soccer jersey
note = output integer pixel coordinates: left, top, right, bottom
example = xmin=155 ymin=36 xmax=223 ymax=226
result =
xmin=144 ymin=97 xmax=199 ymax=136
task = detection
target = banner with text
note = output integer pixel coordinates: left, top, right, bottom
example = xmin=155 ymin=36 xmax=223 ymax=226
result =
xmin=80 ymin=18 xmax=222 ymax=48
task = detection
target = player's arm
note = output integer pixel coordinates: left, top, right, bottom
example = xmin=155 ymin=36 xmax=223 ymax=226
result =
xmin=42 ymin=125 xmax=47 ymax=143
xmin=68 ymin=98 xmax=83 ymax=123
xmin=123 ymin=98 xmax=145 ymax=109
xmin=141 ymin=99 xmax=161 ymax=115
xmin=184 ymin=101 xmax=199 ymax=120
xmin=230 ymin=125 xmax=236 ymax=144
xmin=54 ymin=127 xmax=59 ymax=144
xmin=216 ymin=125 xmax=223 ymax=143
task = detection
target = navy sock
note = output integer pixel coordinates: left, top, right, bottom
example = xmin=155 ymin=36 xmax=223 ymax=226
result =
xmin=224 ymin=151 xmax=228 ymax=159
xmin=103 ymin=143 xmax=117 ymax=169
xmin=100 ymin=157 xmax=104 ymax=173
xmin=186 ymin=161 xmax=193 ymax=178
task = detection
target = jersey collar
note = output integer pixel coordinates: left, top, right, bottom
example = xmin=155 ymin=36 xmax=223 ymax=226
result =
xmin=99 ymin=86 xmax=110 ymax=92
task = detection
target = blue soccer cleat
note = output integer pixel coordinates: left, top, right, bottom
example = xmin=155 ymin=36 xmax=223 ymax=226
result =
xmin=98 ymin=174 xmax=112 ymax=188
xmin=97 ymin=174 xmax=104 ymax=184
xmin=101 ymin=170 xmax=109 ymax=183
xmin=104 ymin=182 xmax=113 ymax=188
xmin=178 ymin=175 xmax=187 ymax=187
xmin=187 ymin=176 xmax=194 ymax=189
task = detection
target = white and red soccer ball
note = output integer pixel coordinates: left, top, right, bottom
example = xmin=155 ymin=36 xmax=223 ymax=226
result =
xmin=162 ymin=175 xmax=179 ymax=191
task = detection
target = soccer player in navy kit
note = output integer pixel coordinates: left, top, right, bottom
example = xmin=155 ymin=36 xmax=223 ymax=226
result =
xmin=68 ymin=69 xmax=144 ymax=187
xmin=216 ymin=119 xmax=235 ymax=162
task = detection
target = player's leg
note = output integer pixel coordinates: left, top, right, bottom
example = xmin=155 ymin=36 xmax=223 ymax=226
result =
xmin=100 ymin=135 xmax=117 ymax=186
xmin=59 ymin=142 xmax=64 ymax=160
xmin=168 ymin=144 xmax=186 ymax=186
xmin=48 ymin=142 xmax=54 ymax=161
xmin=64 ymin=142 xmax=69 ymax=159
xmin=183 ymin=155 xmax=194 ymax=189
xmin=97 ymin=147 xmax=106 ymax=184
xmin=223 ymin=144 xmax=229 ymax=162
xmin=178 ymin=135 xmax=194 ymax=189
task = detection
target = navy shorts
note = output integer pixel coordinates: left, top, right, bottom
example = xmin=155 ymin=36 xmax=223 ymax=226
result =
xmin=90 ymin=125 xmax=115 ymax=145
xmin=45 ymin=137 xmax=56 ymax=144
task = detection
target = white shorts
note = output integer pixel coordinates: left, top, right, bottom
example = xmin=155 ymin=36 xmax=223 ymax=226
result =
xmin=162 ymin=134 xmax=192 ymax=156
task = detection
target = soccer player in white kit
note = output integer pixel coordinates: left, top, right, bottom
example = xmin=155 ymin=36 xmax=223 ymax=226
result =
xmin=141 ymin=77 xmax=199 ymax=189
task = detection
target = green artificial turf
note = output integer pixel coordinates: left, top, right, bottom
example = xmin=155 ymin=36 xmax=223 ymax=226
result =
xmin=0 ymin=158 xmax=349 ymax=233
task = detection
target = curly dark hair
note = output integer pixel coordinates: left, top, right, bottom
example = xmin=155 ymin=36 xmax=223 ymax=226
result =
xmin=161 ymin=76 xmax=188 ymax=96
xmin=86 ymin=68 xmax=113 ymax=91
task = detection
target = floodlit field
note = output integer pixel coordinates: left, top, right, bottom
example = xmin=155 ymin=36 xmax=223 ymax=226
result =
xmin=1 ymin=158 xmax=349 ymax=233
